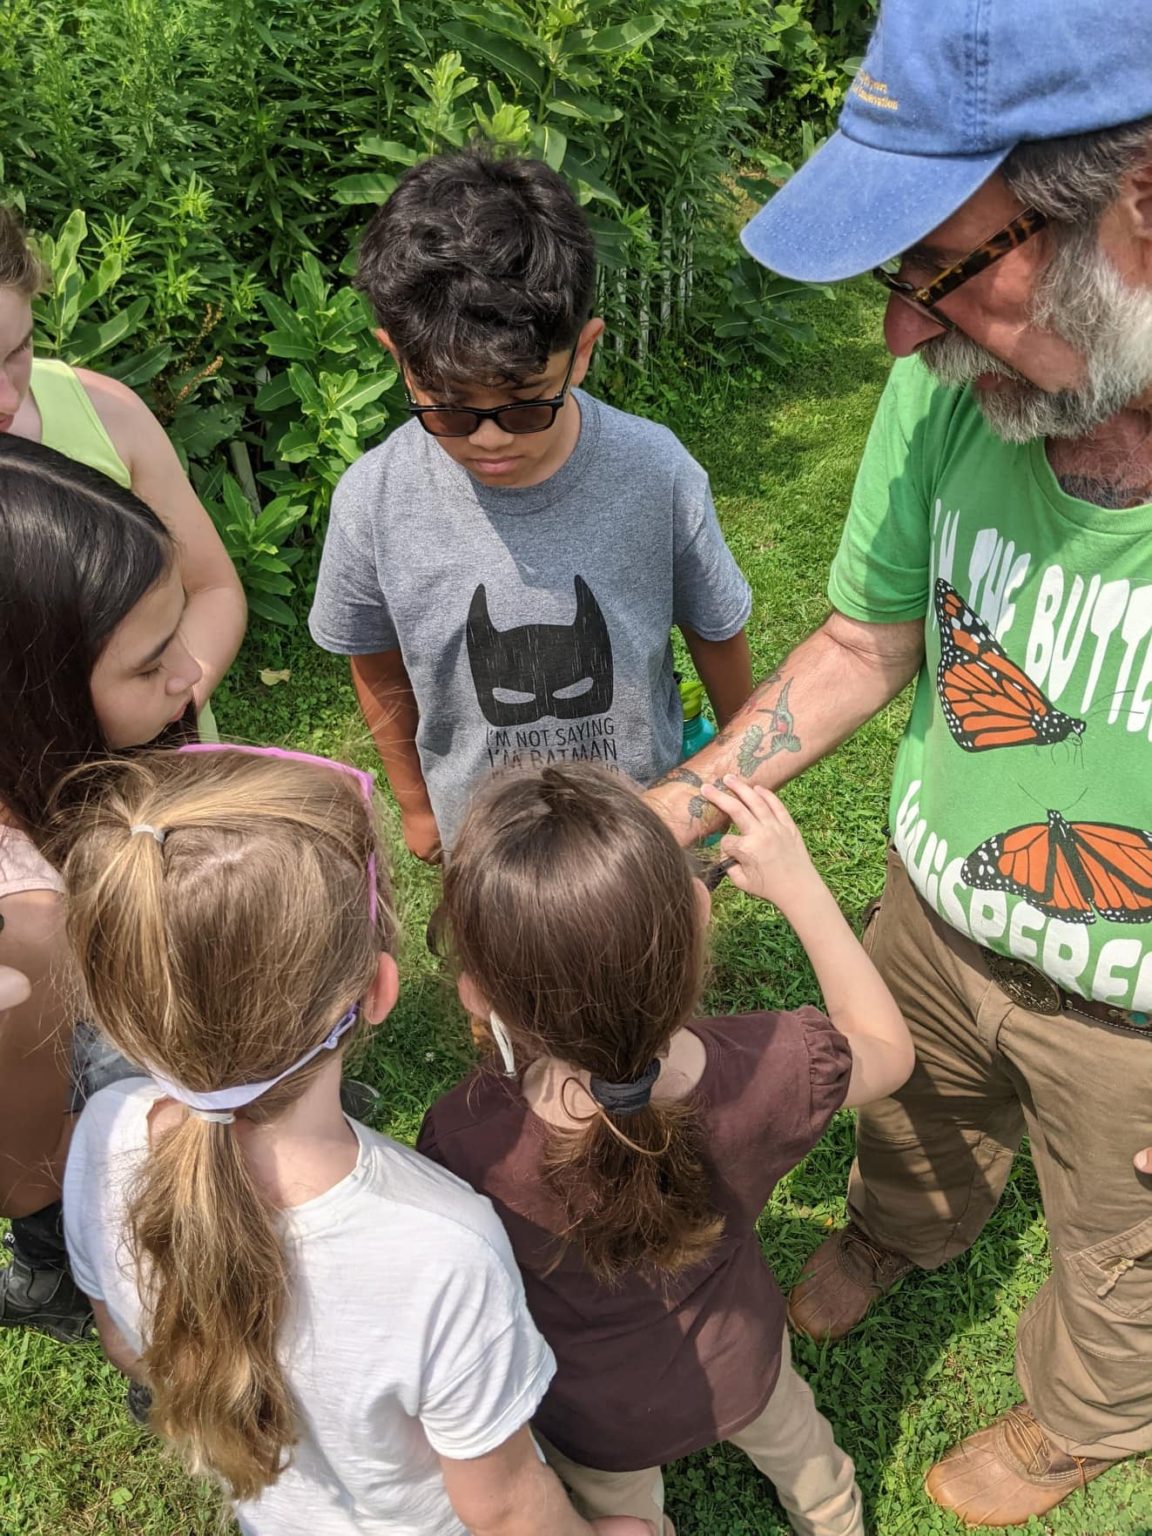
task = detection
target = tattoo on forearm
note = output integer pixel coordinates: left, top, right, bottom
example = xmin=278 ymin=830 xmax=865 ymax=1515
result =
xmin=736 ymin=677 xmax=801 ymax=777
xmin=650 ymin=668 xmax=801 ymax=827
xmin=646 ymin=764 xmax=725 ymax=821
xmin=714 ymin=664 xmax=783 ymax=748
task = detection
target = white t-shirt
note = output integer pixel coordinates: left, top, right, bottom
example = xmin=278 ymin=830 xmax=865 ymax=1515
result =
xmin=64 ymin=1080 xmax=555 ymax=1535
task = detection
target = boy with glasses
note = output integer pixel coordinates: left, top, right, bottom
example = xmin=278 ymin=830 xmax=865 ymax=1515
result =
xmin=309 ymin=148 xmax=752 ymax=861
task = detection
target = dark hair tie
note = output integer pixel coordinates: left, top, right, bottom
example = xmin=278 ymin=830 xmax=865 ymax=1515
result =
xmin=589 ymin=1059 xmax=661 ymax=1117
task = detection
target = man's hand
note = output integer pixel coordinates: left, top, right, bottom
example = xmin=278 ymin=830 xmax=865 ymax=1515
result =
xmin=402 ymin=809 xmax=443 ymax=864
xmin=1135 ymin=1147 xmax=1152 ymax=1174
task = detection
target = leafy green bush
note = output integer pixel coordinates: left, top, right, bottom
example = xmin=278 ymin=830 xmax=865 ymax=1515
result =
xmin=1 ymin=0 xmax=872 ymax=622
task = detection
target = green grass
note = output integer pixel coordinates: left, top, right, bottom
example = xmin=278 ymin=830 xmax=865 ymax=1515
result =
xmin=4 ymin=284 xmax=1151 ymax=1535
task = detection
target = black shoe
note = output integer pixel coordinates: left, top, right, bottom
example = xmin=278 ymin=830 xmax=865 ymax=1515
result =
xmin=125 ymin=1380 xmax=153 ymax=1427
xmin=0 ymin=1231 xmax=94 ymax=1344
xmin=339 ymin=1078 xmax=380 ymax=1122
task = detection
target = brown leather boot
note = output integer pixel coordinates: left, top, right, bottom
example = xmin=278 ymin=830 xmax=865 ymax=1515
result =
xmin=924 ymin=1404 xmax=1116 ymax=1527
xmin=787 ymin=1220 xmax=914 ymax=1340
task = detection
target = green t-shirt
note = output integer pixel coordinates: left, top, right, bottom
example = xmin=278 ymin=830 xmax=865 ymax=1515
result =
xmin=829 ymin=356 xmax=1152 ymax=1015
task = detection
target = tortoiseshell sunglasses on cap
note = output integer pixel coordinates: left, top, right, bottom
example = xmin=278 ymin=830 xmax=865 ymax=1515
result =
xmin=178 ymin=743 xmax=379 ymax=925
xmin=872 ymin=207 xmax=1049 ymax=331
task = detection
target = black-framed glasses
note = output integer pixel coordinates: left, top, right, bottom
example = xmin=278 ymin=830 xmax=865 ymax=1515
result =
xmin=405 ymin=343 xmax=580 ymax=438
xmin=872 ymin=207 xmax=1049 ymax=332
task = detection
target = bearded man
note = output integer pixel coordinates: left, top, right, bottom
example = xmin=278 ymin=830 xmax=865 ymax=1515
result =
xmin=649 ymin=0 xmax=1152 ymax=1525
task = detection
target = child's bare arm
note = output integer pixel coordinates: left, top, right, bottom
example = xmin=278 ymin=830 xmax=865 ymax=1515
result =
xmin=91 ymin=1298 xmax=144 ymax=1380
xmin=350 ymin=651 xmax=441 ymax=863
xmin=441 ymin=1426 xmax=654 ymax=1536
xmin=700 ymin=776 xmax=914 ymax=1106
xmin=0 ymin=892 xmax=75 ymax=1217
xmin=680 ymin=626 xmax=754 ymax=729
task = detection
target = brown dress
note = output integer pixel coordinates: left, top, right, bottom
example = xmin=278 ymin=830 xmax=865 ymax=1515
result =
xmin=417 ymin=1008 xmax=851 ymax=1472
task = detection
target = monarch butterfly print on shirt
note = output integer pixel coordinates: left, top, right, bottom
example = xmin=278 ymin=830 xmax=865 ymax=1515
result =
xmin=962 ymin=811 xmax=1152 ymax=924
xmin=934 ymin=578 xmax=1087 ymax=752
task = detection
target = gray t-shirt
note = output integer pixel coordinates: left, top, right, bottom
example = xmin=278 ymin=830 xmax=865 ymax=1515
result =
xmin=309 ymin=390 xmax=751 ymax=847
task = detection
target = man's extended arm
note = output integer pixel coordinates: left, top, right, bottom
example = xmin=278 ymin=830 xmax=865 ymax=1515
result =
xmin=646 ymin=609 xmax=925 ymax=845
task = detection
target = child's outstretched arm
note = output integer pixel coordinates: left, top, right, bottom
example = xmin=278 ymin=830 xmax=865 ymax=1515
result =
xmin=700 ymin=776 xmax=914 ymax=1107
xmin=350 ymin=650 xmax=442 ymax=863
xmin=441 ymin=1427 xmax=655 ymax=1536
xmin=681 ymin=626 xmax=754 ymax=729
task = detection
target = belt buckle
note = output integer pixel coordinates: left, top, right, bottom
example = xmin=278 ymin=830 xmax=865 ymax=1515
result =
xmin=984 ymin=951 xmax=1062 ymax=1015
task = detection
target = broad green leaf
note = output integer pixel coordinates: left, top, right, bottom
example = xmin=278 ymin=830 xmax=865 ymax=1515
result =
xmin=169 ymin=401 xmax=244 ymax=461
xmin=105 ymin=343 xmax=172 ymax=389
xmin=260 ymin=292 xmax=303 ymax=334
xmin=532 ymin=124 xmax=567 ymax=173
xmin=76 ymin=249 xmax=123 ymax=313
xmin=264 ymin=332 xmax=316 ymax=361
xmin=221 ymin=473 xmax=255 ymax=522
xmin=332 ymin=172 xmax=398 ymax=206
xmin=65 ymin=296 xmax=148 ymax=364
xmin=337 ymin=372 xmax=397 ymax=412
xmin=575 ymin=16 xmax=664 ymax=54
xmin=254 ymin=372 xmax=297 ymax=412
xmin=546 ymin=91 xmax=623 ymax=125
xmin=275 ymin=423 xmax=320 ymax=462
xmin=357 ymin=137 xmax=419 ymax=165
xmin=247 ymin=591 xmax=297 ymax=628
xmin=439 ymin=22 xmax=544 ymax=91
xmin=287 ymin=362 xmax=323 ymax=411
xmin=244 ymin=569 xmax=295 ymax=596
xmin=48 ymin=209 xmax=87 ymax=282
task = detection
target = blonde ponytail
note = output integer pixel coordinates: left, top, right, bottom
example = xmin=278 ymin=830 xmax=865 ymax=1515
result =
xmin=61 ymin=749 xmax=393 ymax=1499
xmin=130 ymin=1117 xmax=295 ymax=1496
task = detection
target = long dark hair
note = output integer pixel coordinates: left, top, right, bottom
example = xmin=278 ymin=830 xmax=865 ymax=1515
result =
xmin=0 ymin=435 xmax=178 ymax=847
xmin=442 ymin=764 xmax=723 ymax=1282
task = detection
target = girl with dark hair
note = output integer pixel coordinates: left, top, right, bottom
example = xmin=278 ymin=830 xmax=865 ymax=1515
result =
xmin=419 ymin=766 xmax=914 ymax=1536
xmin=0 ymin=434 xmax=202 ymax=1340
xmin=0 ymin=205 xmax=245 ymax=730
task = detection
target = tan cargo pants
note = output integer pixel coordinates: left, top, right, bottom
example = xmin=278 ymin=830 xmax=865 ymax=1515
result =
xmin=535 ymin=1330 xmax=864 ymax=1535
xmin=850 ymin=849 xmax=1152 ymax=1459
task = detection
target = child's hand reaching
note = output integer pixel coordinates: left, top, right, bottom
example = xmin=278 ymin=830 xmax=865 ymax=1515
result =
xmin=700 ymin=776 xmax=822 ymax=916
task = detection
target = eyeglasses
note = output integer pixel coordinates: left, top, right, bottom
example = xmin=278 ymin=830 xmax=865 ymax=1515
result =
xmin=872 ymin=207 xmax=1049 ymax=332
xmin=177 ymin=743 xmax=379 ymax=925
xmin=405 ymin=343 xmax=580 ymax=438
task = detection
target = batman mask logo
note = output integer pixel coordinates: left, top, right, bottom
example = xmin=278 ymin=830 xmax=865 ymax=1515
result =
xmin=466 ymin=576 xmax=615 ymax=727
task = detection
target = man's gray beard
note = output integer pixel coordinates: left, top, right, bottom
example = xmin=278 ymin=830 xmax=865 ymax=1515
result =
xmin=918 ymin=230 xmax=1152 ymax=444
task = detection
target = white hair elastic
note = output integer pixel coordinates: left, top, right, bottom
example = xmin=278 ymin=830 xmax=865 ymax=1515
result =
xmin=489 ymin=1011 xmax=517 ymax=1077
xmin=129 ymin=824 xmax=166 ymax=844
xmin=149 ymin=1005 xmax=360 ymax=1114
xmin=189 ymin=1109 xmax=236 ymax=1125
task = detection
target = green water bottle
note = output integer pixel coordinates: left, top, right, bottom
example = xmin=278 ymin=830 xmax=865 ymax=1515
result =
xmin=679 ymin=676 xmax=717 ymax=758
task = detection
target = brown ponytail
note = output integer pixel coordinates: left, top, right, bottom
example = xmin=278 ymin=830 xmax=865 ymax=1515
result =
xmin=60 ymin=749 xmax=395 ymax=1499
xmin=442 ymin=764 xmax=722 ymax=1283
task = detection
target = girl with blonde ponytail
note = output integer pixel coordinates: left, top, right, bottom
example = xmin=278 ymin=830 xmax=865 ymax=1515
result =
xmin=60 ymin=746 xmax=653 ymax=1536
xmin=420 ymin=764 xmax=914 ymax=1536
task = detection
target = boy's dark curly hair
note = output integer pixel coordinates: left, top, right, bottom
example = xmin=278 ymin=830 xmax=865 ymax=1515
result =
xmin=356 ymin=147 xmax=597 ymax=392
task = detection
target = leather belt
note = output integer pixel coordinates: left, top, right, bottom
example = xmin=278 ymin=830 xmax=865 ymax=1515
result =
xmin=980 ymin=948 xmax=1152 ymax=1036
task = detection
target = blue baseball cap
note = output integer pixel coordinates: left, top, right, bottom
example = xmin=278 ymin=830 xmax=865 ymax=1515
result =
xmin=742 ymin=0 xmax=1152 ymax=283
